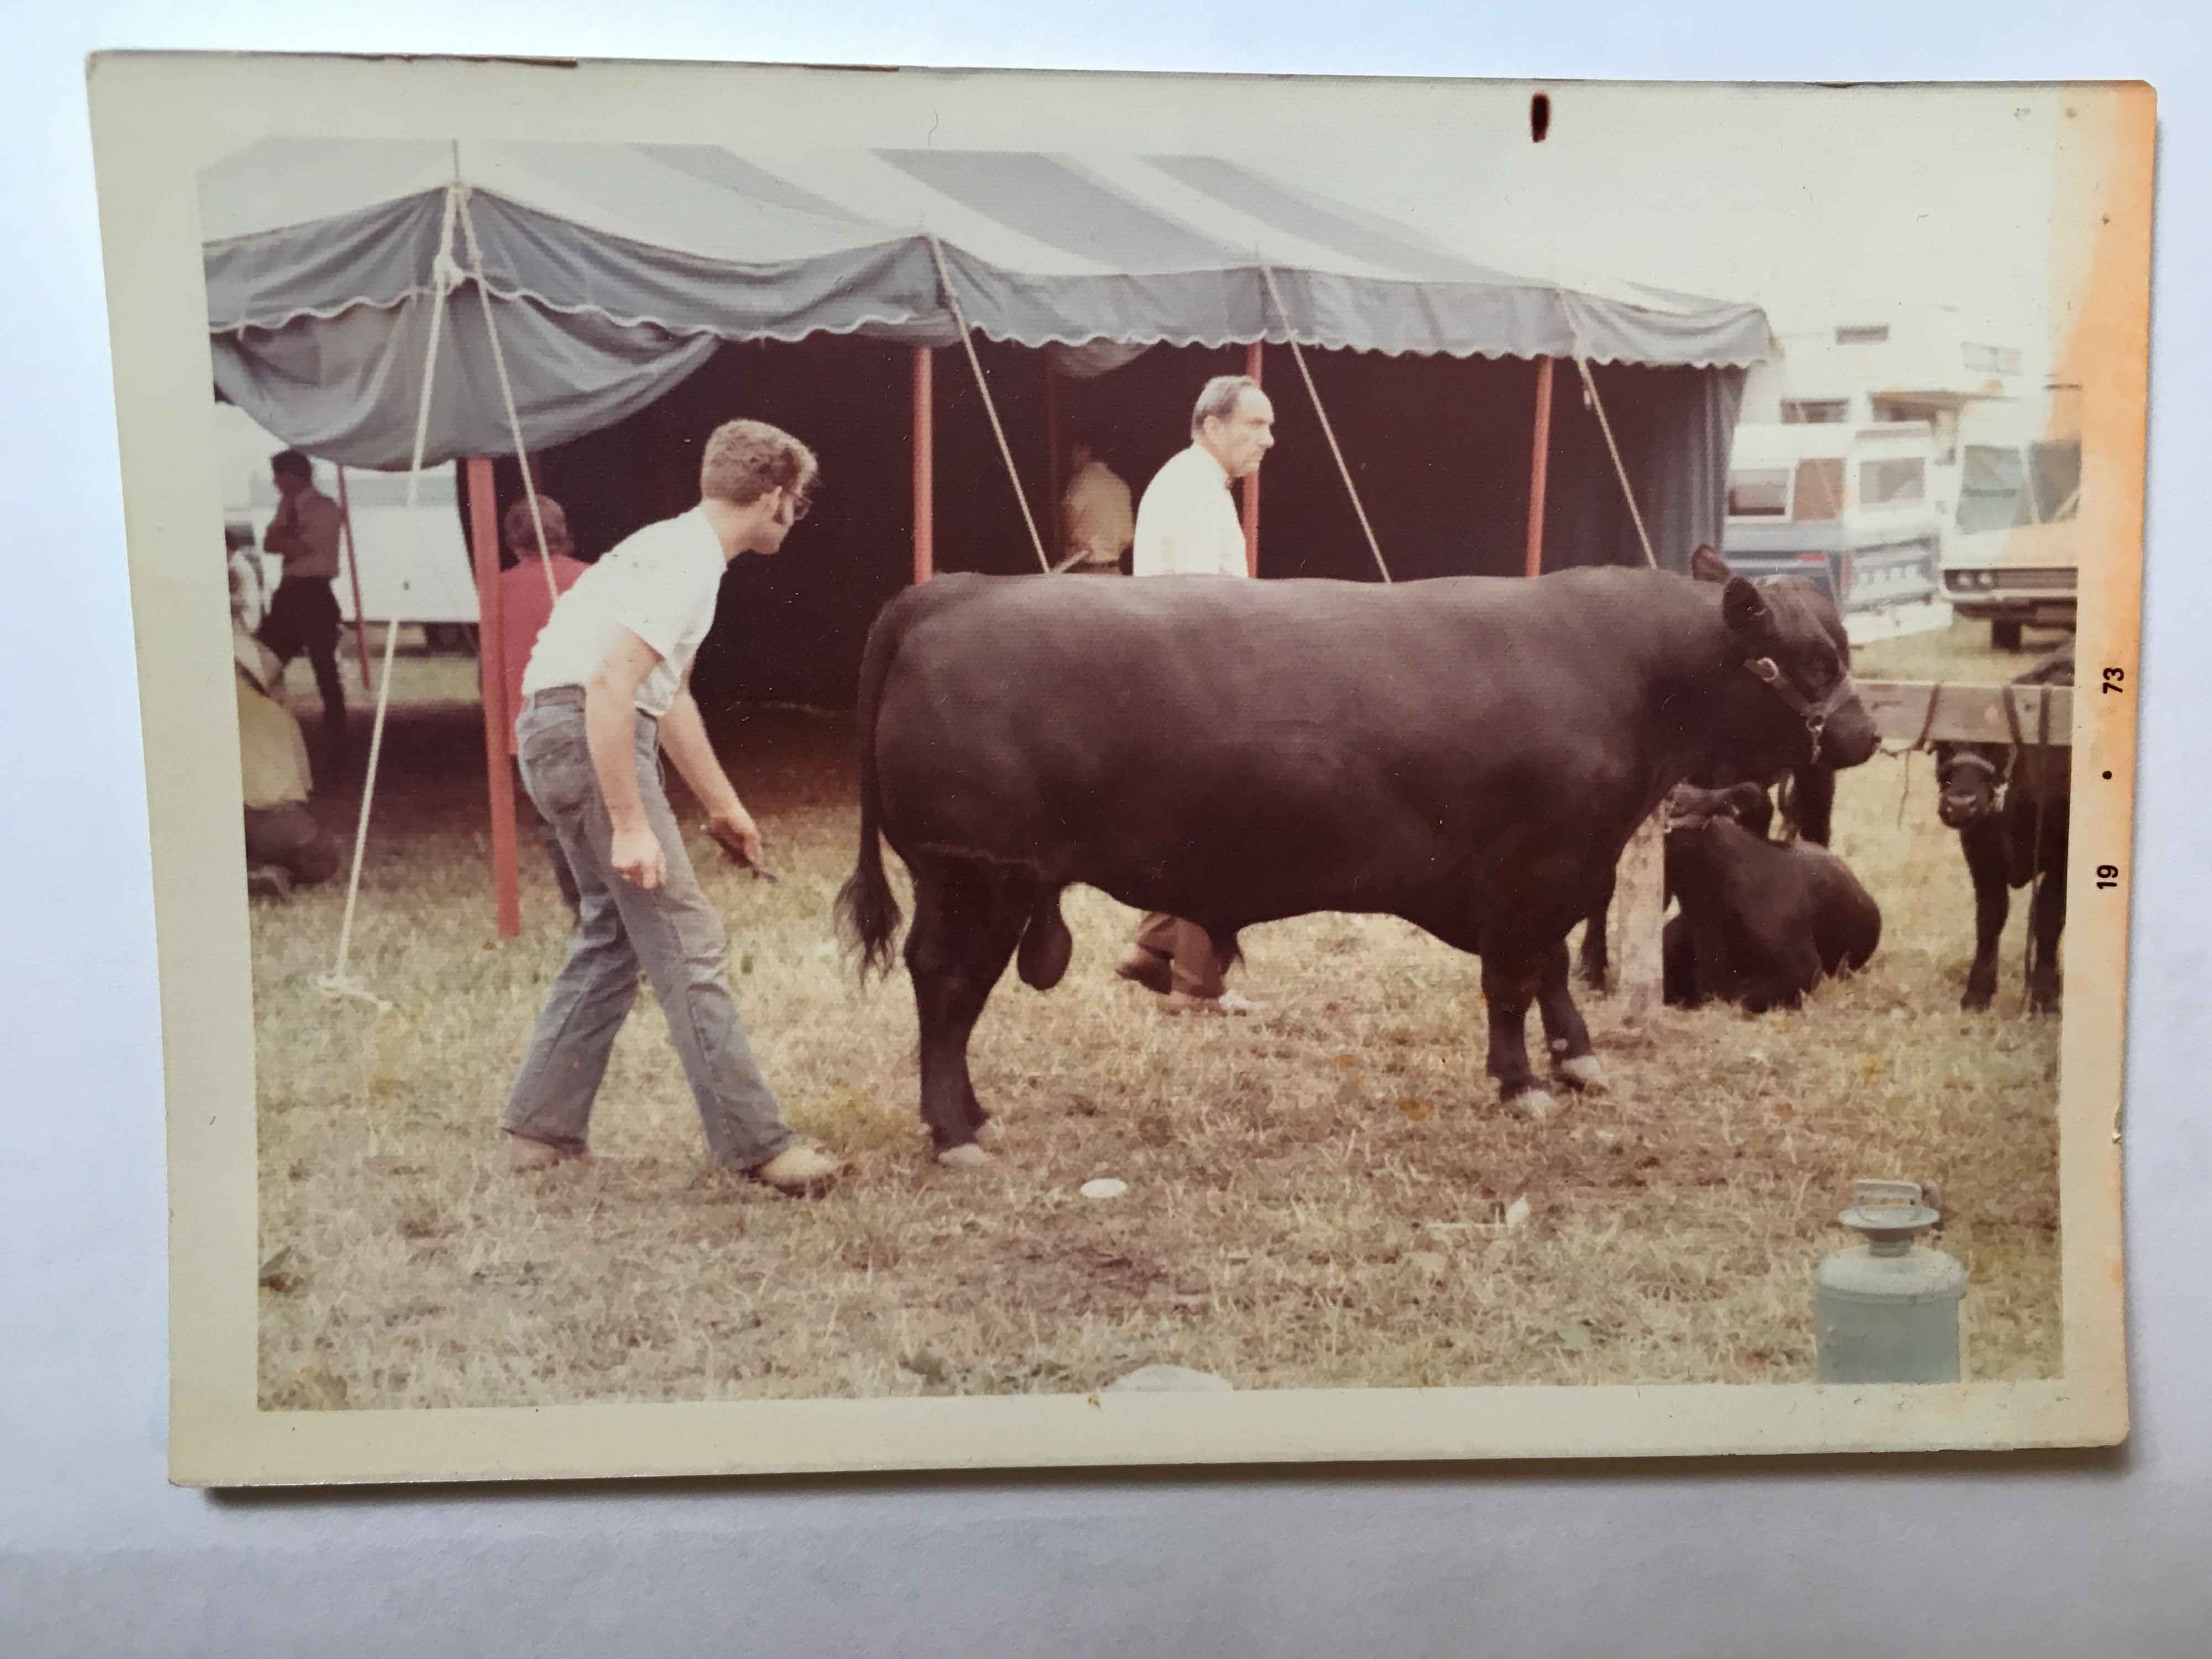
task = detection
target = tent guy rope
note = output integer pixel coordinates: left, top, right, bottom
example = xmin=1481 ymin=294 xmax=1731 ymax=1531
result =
xmin=926 ymin=233 xmax=1052 ymax=575
xmin=1559 ymin=289 xmax=1658 ymax=570
xmin=1259 ymin=264 xmax=1391 ymax=583
xmin=314 ymin=181 xmax=465 ymax=1015
xmin=456 ymin=184 xmax=562 ymax=606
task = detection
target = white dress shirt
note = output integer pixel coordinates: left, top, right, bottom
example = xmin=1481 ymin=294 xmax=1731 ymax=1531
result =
xmin=1131 ymin=444 xmax=1248 ymax=578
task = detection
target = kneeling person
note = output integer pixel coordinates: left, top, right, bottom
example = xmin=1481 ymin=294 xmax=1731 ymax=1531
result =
xmin=500 ymin=419 xmax=839 ymax=1196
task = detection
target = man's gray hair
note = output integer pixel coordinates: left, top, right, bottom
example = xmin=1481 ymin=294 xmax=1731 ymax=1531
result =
xmin=1191 ymin=374 xmax=1261 ymax=438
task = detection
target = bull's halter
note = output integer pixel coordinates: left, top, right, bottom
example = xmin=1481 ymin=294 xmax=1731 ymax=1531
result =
xmin=1744 ymin=656 xmax=1857 ymax=765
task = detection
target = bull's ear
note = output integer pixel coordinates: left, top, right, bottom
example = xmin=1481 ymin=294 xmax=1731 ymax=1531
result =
xmin=1721 ymin=576 xmax=1778 ymax=648
xmin=1690 ymin=543 xmax=1733 ymax=584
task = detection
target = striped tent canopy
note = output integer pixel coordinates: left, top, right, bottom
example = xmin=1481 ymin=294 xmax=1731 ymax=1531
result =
xmin=202 ymin=139 xmax=1771 ymax=471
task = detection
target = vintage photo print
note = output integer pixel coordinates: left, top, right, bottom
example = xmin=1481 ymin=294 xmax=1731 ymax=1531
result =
xmin=88 ymin=55 xmax=2149 ymax=1485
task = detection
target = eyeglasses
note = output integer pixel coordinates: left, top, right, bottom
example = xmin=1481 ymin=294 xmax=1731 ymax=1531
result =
xmin=784 ymin=490 xmax=813 ymax=523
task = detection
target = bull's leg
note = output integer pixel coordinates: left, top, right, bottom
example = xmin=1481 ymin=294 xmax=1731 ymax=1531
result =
xmin=1959 ymin=820 xmax=2010 ymax=1012
xmin=904 ymin=860 xmax=1030 ymax=1162
xmin=1481 ymin=956 xmax=1554 ymax=1118
xmin=2027 ymin=818 xmax=2068 ymax=1015
xmin=1578 ymin=878 xmax=1614 ymax=991
xmin=1536 ymin=941 xmax=1606 ymax=1093
xmin=1789 ymin=763 xmax=1837 ymax=847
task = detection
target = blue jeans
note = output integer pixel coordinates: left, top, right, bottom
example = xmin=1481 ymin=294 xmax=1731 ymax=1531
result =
xmin=500 ymin=688 xmax=794 ymax=1170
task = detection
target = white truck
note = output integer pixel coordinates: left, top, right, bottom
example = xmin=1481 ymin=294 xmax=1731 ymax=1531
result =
xmin=1938 ymin=388 xmax=2081 ymax=651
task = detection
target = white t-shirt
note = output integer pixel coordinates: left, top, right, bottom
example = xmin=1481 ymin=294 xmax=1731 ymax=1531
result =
xmin=519 ymin=506 xmax=727 ymax=718
xmin=1131 ymin=443 xmax=1248 ymax=578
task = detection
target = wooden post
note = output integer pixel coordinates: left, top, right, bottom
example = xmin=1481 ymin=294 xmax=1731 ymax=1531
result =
xmin=334 ymin=466 xmax=374 ymax=690
xmin=1241 ymin=340 xmax=1264 ymax=576
xmin=466 ymin=456 xmax=520 ymax=938
xmin=912 ymin=346 xmax=935 ymax=582
xmin=1614 ymin=815 xmax=1667 ymax=1020
xmin=1044 ymin=358 xmax=1061 ymax=565
xmin=1525 ymin=357 xmax=1556 ymax=578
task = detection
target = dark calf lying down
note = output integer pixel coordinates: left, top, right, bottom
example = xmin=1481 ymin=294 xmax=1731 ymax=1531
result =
xmin=1661 ymin=782 xmax=1882 ymax=1012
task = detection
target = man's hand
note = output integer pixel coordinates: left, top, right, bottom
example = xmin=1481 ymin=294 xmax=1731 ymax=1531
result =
xmin=706 ymin=801 xmax=764 ymax=870
xmin=610 ymin=822 xmax=666 ymax=890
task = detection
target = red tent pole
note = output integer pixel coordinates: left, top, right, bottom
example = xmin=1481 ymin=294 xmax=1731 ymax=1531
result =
xmin=333 ymin=465 xmax=373 ymax=690
xmin=912 ymin=346 xmax=935 ymax=582
xmin=1525 ymin=357 xmax=1556 ymax=577
xmin=1241 ymin=340 xmax=1264 ymax=576
xmin=1044 ymin=359 xmax=1061 ymax=564
xmin=466 ymin=456 xmax=520 ymax=937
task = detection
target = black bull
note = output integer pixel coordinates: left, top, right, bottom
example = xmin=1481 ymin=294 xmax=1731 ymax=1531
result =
xmin=837 ymin=567 xmax=1879 ymax=1157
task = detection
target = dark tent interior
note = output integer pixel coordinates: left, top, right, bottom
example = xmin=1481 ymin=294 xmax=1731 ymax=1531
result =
xmin=456 ymin=338 xmax=1744 ymax=713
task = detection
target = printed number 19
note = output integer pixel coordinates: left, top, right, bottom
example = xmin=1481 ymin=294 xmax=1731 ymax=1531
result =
xmin=2098 ymin=865 xmax=2120 ymax=889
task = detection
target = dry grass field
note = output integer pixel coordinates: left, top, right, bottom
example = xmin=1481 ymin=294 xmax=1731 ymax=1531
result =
xmin=253 ymin=618 xmax=2067 ymax=1410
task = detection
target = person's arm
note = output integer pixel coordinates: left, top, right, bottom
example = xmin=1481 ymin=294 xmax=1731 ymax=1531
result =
xmin=583 ymin=627 xmax=667 ymax=889
xmin=660 ymin=679 xmax=761 ymax=868
xmin=262 ymin=497 xmax=302 ymax=559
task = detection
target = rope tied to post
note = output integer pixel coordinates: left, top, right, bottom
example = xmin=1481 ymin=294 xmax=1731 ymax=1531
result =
xmin=926 ymin=234 xmax=1051 ymax=575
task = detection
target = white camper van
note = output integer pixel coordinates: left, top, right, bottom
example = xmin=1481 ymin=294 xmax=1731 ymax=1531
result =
xmin=1721 ymin=420 xmax=1947 ymax=635
xmin=213 ymin=402 xmax=481 ymax=651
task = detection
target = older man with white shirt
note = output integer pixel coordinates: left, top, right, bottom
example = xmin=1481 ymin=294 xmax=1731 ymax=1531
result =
xmin=1116 ymin=373 xmax=1276 ymax=1015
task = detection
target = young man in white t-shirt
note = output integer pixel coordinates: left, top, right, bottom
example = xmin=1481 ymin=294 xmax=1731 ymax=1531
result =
xmin=500 ymin=419 xmax=840 ymax=1196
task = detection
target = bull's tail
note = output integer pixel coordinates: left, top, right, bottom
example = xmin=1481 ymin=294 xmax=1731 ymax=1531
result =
xmin=835 ymin=598 xmax=910 ymax=982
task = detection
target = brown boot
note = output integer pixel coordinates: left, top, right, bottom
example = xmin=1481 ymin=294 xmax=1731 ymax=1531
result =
xmin=1115 ymin=948 xmax=1173 ymax=995
xmin=506 ymin=1133 xmax=585 ymax=1172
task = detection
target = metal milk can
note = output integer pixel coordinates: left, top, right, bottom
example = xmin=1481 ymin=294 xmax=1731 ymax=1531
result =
xmin=1814 ymin=1179 xmax=1969 ymax=1384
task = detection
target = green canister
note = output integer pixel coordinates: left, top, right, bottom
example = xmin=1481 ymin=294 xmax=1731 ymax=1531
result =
xmin=1814 ymin=1179 xmax=1969 ymax=1384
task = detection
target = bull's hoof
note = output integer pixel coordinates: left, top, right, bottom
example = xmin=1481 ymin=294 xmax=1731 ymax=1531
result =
xmin=974 ymin=1119 xmax=1006 ymax=1147
xmin=1506 ymin=1088 xmax=1558 ymax=1123
xmin=1960 ymin=988 xmax=1994 ymax=1013
xmin=935 ymin=1143 xmax=993 ymax=1170
xmin=1553 ymin=1055 xmax=1609 ymax=1094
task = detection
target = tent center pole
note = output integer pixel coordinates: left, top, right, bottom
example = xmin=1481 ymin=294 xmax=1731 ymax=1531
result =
xmin=1525 ymin=356 xmax=1556 ymax=578
xmin=1044 ymin=359 xmax=1061 ymax=562
xmin=912 ymin=347 xmax=935 ymax=582
xmin=466 ymin=456 xmax=521 ymax=938
xmin=1241 ymin=341 xmax=1264 ymax=576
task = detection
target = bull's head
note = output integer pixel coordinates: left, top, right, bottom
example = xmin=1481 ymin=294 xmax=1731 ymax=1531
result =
xmin=1692 ymin=545 xmax=1878 ymax=771
xmin=1934 ymin=742 xmax=2007 ymax=830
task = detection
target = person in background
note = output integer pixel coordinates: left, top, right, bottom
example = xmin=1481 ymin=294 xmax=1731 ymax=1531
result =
xmin=226 ymin=523 xmax=268 ymax=634
xmin=256 ymin=448 xmax=348 ymax=767
xmin=499 ymin=419 xmax=841 ymax=1197
xmin=1115 ymin=374 xmax=1276 ymax=1016
xmin=1057 ymin=433 xmax=1135 ymax=575
xmin=499 ymin=494 xmax=592 ymax=920
xmin=234 ymin=627 xmax=341 ymax=902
